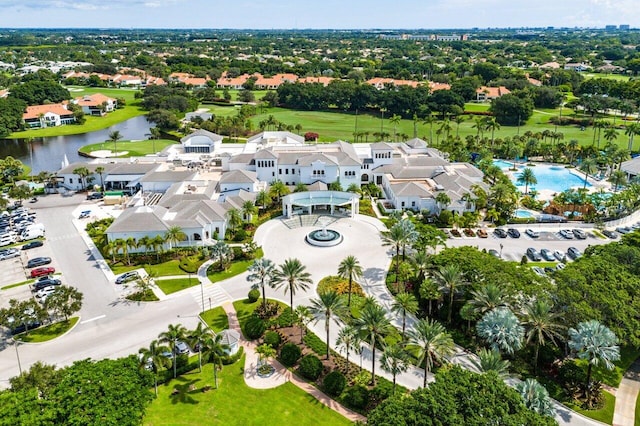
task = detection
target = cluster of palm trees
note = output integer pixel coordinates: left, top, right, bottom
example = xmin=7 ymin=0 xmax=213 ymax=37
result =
xmin=103 ymin=226 xmax=185 ymax=265
xmin=139 ymin=322 xmax=229 ymax=396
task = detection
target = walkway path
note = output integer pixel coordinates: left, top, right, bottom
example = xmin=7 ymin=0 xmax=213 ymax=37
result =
xmin=220 ymin=301 xmax=366 ymax=423
xmin=613 ymin=358 xmax=640 ymax=426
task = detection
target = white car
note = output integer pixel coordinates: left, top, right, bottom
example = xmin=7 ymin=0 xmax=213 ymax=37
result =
xmin=35 ymin=286 xmax=57 ymax=299
xmin=553 ymin=250 xmax=565 ymax=261
xmin=525 ymin=229 xmax=539 ymax=238
xmin=0 ymin=248 xmax=20 ymax=261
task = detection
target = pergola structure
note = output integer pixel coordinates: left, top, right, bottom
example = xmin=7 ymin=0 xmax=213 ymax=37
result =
xmin=282 ymin=191 xmax=360 ymax=218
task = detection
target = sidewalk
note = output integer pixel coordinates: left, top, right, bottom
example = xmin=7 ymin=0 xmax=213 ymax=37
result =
xmin=220 ymin=302 xmax=366 ymax=423
xmin=613 ymin=358 xmax=640 ymax=426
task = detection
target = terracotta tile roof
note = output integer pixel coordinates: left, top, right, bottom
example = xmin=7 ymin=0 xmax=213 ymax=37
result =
xmin=216 ymin=74 xmax=251 ymax=87
xmin=476 ymin=86 xmax=510 ymax=98
xmin=367 ymin=77 xmax=421 ymax=88
xmin=297 ymin=76 xmax=334 ymax=86
xmin=23 ymin=104 xmax=73 ymax=120
xmin=74 ymin=93 xmax=116 ymax=107
xmin=429 ymin=82 xmax=451 ymax=91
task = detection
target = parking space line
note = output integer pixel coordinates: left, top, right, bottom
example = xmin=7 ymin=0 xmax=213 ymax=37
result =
xmin=80 ymin=314 xmax=106 ymax=324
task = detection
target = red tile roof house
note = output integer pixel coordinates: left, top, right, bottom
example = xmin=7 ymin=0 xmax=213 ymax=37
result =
xmin=253 ymin=73 xmax=298 ymax=89
xmin=23 ymin=104 xmax=76 ymax=128
xmin=168 ymin=72 xmax=210 ymax=88
xmin=216 ymin=73 xmax=251 ymax=90
xmin=72 ymin=93 xmax=117 ymax=116
xmin=476 ymin=86 xmax=511 ymax=102
xmin=367 ymin=77 xmax=422 ymax=90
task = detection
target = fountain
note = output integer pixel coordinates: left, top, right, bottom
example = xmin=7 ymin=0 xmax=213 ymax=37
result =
xmin=305 ymin=217 xmax=343 ymax=247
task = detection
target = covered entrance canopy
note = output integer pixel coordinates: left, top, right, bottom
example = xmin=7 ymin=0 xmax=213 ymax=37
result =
xmin=282 ymin=190 xmax=359 ymax=218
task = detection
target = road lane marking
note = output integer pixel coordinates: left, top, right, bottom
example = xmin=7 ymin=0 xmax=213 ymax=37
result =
xmin=80 ymin=315 xmax=106 ymax=324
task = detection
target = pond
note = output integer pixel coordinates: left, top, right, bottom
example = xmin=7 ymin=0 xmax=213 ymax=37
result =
xmin=0 ymin=115 xmax=152 ymax=173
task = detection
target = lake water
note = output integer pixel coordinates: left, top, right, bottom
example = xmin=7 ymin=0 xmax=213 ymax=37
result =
xmin=0 ymin=115 xmax=152 ymax=173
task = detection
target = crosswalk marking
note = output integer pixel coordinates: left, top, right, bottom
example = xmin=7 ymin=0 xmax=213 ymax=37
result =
xmin=189 ymin=281 xmax=232 ymax=311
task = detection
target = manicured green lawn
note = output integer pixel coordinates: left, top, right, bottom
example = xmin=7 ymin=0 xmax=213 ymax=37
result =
xmin=207 ymin=249 xmax=263 ymax=283
xmin=155 ymin=277 xmax=198 ymax=295
xmin=200 ymin=307 xmax=229 ymax=333
xmin=571 ymin=390 xmax=615 ymax=425
xmin=126 ymin=289 xmax=160 ymax=302
xmin=143 ymin=356 xmax=352 ymax=426
xmin=111 ymin=258 xmax=206 ymax=277
xmin=78 ymin=139 xmax=177 ymax=157
xmin=232 ymin=298 xmax=288 ymax=335
xmin=635 ymin=389 xmax=640 ymax=426
xmin=17 ymin=317 xmax=79 ymax=343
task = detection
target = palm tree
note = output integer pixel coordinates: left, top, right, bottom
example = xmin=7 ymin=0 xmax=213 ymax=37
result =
xmin=391 ymin=292 xmax=419 ymax=340
xmin=225 ymin=208 xmax=243 ymax=237
xmin=310 ymin=290 xmax=347 ymax=360
xmin=354 ymin=302 xmax=393 ymax=386
xmin=604 ymin=126 xmax=618 ymax=145
xmin=211 ymin=240 xmax=233 ymax=271
xmin=625 ymin=123 xmax=640 ymax=151
xmin=435 ymin=192 xmax=451 ymax=213
xmin=164 ymin=226 xmax=185 ymax=250
xmin=471 ymin=348 xmax=510 ymax=377
xmin=517 ymin=167 xmax=537 ymax=195
xmin=108 ymin=130 xmax=123 ymax=157
xmin=269 ymin=179 xmax=290 ymax=202
xmin=337 ymin=255 xmax=363 ymax=307
xmin=453 ymin=115 xmax=465 ymax=137
xmin=187 ymin=322 xmax=213 ymax=372
xmin=159 ymin=323 xmax=188 ymax=379
xmin=432 ymin=264 xmax=467 ymax=324
xmin=138 ymin=340 xmax=171 ymax=396
xmin=422 ymin=115 xmax=436 ymax=144
xmin=336 ymin=325 xmax=360 ymax=376
xmin=381 ymin=224 xmax=404 ymax=282
xmin=113 ymin=238 xmax=127 ymax=264
xmin=151 ymin=235 xmax=165 ymax=262
xmin=476 ymin=307 xmax=524 ymax=356
xmin=241 ymin=200 xmax=257 ymax=223
xmin=517 ymin=379 xmax=555 ymax=417
xmin=579 ymin=157 xmax=599 ymax=190
xmin=104 ymin=239 xmax=118 ymax=263
xmin=256 ymin=189 xmax=272 ymax=209
xmin=389 ymin=114 xmax=401 ymax=141
xmin=568 ymin=320 xmax=620 ymax=390
xmin=95 ymin=166 xmax=105 ymax=193
xmin=609 ymin=169 xmax=627 ymax=193
xmin=200 ymin=333 xmax=230 ymax=388
xmin=247 ymin=258 xmax=275 ymax=310
xmin=380 ymin=344 xmax=410 ymax=394
xmin=408 ymin=318 xmax=455 ymax=387
xmin=125 ymin=237 xmax=137 ymax=265
xmin=72 ymin=166 xmax=90 ymax=192
xmin=465 ymin=283 xmax=508 ymax=318
xmin=294 ymin=305 xmax=313 ymax=343
xmin=272 ymin=258 xmax=313 ymax=323
xmin=523 ymin=299 xmax=565 ymax=372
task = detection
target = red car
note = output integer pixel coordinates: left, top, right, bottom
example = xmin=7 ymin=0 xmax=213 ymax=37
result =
xmin=30 ymin=266 xmax=55 ymax=278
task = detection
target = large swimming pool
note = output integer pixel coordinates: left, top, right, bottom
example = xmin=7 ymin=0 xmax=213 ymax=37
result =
xmin=493 ymin=160 xmax=591 ymax=193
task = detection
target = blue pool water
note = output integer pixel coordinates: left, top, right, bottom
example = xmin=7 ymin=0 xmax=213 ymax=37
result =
xmin=514 ymin=209 xmax=536 ymax=219
xmin=493 ymin=161 xmax=591 ymax=193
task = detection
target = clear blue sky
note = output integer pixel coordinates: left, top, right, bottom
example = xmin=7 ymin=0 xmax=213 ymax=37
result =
xmin=0 ymin=0 xmax=637 ymax=29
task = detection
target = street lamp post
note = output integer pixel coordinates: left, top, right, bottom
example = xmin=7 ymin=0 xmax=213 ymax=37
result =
xmin=499 ymin=243 xmax=504 ymax=259
xmin=13 ymin=339 xmax=22 ymax=375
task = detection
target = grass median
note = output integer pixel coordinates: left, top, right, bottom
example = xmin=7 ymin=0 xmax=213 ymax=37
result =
xmin=17 ymin=317 xmax=79 ymax=343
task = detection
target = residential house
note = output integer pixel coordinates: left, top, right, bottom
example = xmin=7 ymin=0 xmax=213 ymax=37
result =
xmin=297 ymin=76 xmax=334 ymax=86
xmin=23 ymin=104 xmax=76 ymax=129
xmin=72 ymin=93 xmax=117 ymax=116
xmin=476 ymin=86 xmax=511 ymax=102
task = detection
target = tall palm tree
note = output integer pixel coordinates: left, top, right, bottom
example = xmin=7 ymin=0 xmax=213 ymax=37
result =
xmin=159 ymin=323 xmax=188 ymax=379
xmin=247 ymin=258 xmax=276 ymax=310
xmin=187 ymin=322 xmax=213 ymax=372
xmin=408 ymin=318 xmax=455 ymax=387
xmin=517 ymin=167 xmax=537 ymax=195
xmin=138 ymin=339 xmax=171 ymax=396
xmin=337 ymin=255 xmax=363 ymax=307
xmin=95 ymin=166 xmax=105 ymax=193
xmin=432 ymin=264 xmax=467 ymax=324
xmin=151 ymin=235 xmax=165 ymax=262
xmin=381 ymin=223 xmax=405 ymax=281
xmin=108 ymin=130 xmax=123 ymax=157
xmin=477 ymin=307 xmax=524 ymax=356
xmin=269 ymin=179 xmax=290 ymax=202
xmin=310 ymin=290 xmax=347 ymax=360
xmin=336 ymin=325 xmax=360 ymax=376
xmin=104 ymin=239 xmax=118 ymax=263
xmin=391 ymin=292 xmax=419 ymax=340
xmin=256 ymin=189 xmax=272 ymax=209
xmin=72 ymin=166 xmax=90 ymax=192
xmin=523 ymin=299 xmax=565 ymax=372
xmin=609 ymin=169 xmax=627 ymax=193
xmin=241 ymin=200 xmax=257 ymax=223
xmin=471 ymin=348 xmax=510 ymax=377
xmin=389 ymin=114 xmax=401 ymax=141
xmin=625 ymin=123 xmax=640 ymax=151
xmin=568 ymin=320 xmax=620 ymax=390
xmin=272 ymin=258 xmax=313 ymax=324
xmin=225 ymin=208 xmax=243 ymax=237
xmin=517 ymin=379 xmax=555 ymax=417
xmin=465 ymin=283 xmax=508 ymax=318
xmin=201 ymin=333 xmax=230 ymax=388
xmin=125 ymin=237 xmax=137 ymax=265
xmin=380 ymin=344 xmax=410 ymax=394
xmin=435 ymin=192 xmax=451 ymax=213
xmin=354 ymin=302 xmax=392 ymax=386
xmin=294 ymin=305 xmax=313 ymax=343
xmin=137 ymin=236 xmax=151 ymax=257
xmin=164 ymin=226 xmax=185 ymax=250
xmin=579 ymin=157 xmax=599 ymax=190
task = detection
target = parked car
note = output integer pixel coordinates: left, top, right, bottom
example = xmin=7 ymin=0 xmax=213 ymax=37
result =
xmin=567 ymin=247 xmax=582 ymax=260
xmin=526 ymin=247 xmax=542 ymax=261
xmin=174 ymin=341 xmax=190 ymax=355
xmin=540 ymin=249 xmax=555 ymax=262
xmin=559 ymin=229 xmax=574 ymax=239
xmin=572 ymin=229 xmax=587 ymax=240
xmin=553 ymin=250 xmax=565 ymax=261
xmin=493 ymin=228 xmax=508 ymax=238
xmin=10 ymin=321 xmax=41 ymax=336
xmin=616 ymin=226 xmax=632 ymax=235
xmin=525 ymin=229 xmax=539 ymax=238
xmin=78 ymin=210 xmax=91 ymax=219
xmin=32 ymin=278 xmax=61 ymax=291
xmin=22 ymin=240 xmax=44 ymax=250
xmin=35 ymin=286 xmax=57 ymax=299
xmin=532 ymin=266 xmax=546 ymax=277
xmin=507 ymin=228 xmax=521 ymax=238
xmin=86 ymin=192 xmax=103 ymax=200
xmin=30 ymin=267 xmax=55 ymax=278
xmin=544 ymin=267 xmax=556 ymax=275
xmin=115 ymin=271 xmax=140 ymax=284
xmin=602 ymin=229 xmax=618 ymax=239
xmin=26 ymin=257 xmax=51 ymax=268
xmin=556 ymin=263 xmax=566 ymax=270
xmin=0 ymin=248 xmax=20 ymax=261
xmin=488 ymin=249 xmax=500 ymax=258
xmin=477 ymin=229 xmax=488 ymax=238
